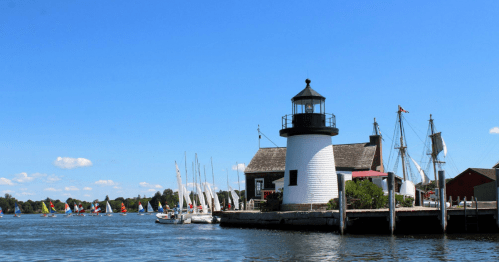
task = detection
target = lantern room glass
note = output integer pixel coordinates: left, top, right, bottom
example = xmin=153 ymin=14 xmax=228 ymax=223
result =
xmin=292 ymin=99 xmax=324 ymax=114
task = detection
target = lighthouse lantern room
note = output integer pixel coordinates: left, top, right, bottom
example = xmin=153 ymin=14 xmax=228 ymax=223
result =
xmin=280 ymin=79 xmax=339 ymax=208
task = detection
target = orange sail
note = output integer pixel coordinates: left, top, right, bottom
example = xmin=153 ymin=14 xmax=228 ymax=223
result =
xmin=121 ymin=202 xmax=127 ymax=213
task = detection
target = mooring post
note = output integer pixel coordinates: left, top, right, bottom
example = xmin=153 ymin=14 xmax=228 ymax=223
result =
xmin=464 ymin=196 xmax=467 ymax=231
xmin=496 ymin=168 xmax=499 ymax=229
xmin=388 ymin=172 xmax=395 ymax=235
xmin=439 ymin=170 xmax=447 ymax=233
xmin=337 ymin=173 xmax=346 ymax=235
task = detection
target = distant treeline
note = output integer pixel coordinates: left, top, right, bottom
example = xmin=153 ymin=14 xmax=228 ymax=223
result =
xmin=0 ymin=188 xmax=245 ymax=214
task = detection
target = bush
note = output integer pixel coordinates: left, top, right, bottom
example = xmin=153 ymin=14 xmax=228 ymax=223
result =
xmin=345 ymin=180 xmax=387 ymax=209
xmin=259 ymin=192 xmax=283 ymax=212
xmin=327 ymin=198 xmax=339 ymax=210
xmin=395 ymin=195 xmax=414 ymax=207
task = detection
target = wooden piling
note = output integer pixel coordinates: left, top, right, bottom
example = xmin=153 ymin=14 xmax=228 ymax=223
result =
xmin=438 ymin=170 xmax=447 ymax=232
xmin=337 ymin=173 xmax=346 ymax=235
xmin=496 ymin=169 xmax=499 ymax=229
xmin=464 ymin=196 xmax=467 ymax=231
xmin=388 ymin=172 xmax=396 ymax=235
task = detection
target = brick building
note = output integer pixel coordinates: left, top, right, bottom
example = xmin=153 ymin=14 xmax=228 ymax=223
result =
xmin=446 ymin=168 xmax=496 ymax=200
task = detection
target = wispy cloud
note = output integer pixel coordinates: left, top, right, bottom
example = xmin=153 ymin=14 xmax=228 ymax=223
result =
xmin=232 ymin=163 xmax=246 ymax=172
xmin=113 ymin=186 xmax=122 ymax=189
xmin=2 ymin=190 xmax=14 ymax=194
xmin=54 ymin=157 xmax=92 ymax=169
xmin=139 ymin=182 xmax=162 ymax=189
xmin=12 ymin=172 xmax=36 ymax=183
xmin=84 ymin=194 xmax=91 ymax=197
xmin=44 ymin=188 xmax=61 ymax=192
xmin=46 ymin=174 xmax=62 ymax=183
xmin=65 ymin=186 xmax=79 ymax=191
xmin=490 ymin=127 xmax=499 ymax=134
xmin=20 ymin=192 xmax=35 ymax=196
xmin=0 ymin=177 xmax=15 ymax=185
xmin=95 ymin=180 xmax=116 ymax=186
xmin=147 ymin=189 xmax=156 ymax=192
xmin=83 ymin=187 xmax=92 ymax=191
xmin=233 ymin=180 xmax=245 ymax=185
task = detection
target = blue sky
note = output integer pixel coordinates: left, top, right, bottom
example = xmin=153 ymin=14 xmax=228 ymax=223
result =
xmin=1 ymin=1 xmax=498 ymax=201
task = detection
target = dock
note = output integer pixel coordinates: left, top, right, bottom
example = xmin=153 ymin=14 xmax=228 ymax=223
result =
xmin=221 ymin=170 xmax=499 ymax=234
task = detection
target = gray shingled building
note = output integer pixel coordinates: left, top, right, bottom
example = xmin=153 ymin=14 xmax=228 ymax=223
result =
xmin=245 ymin=135 xmax=383 ymax=201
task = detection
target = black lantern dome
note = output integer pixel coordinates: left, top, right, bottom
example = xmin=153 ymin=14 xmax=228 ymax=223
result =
xmin=280 ymin=79 xmax=338 ymax=137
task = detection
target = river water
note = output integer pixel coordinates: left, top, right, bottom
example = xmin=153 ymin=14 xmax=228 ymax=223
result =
xmin=1 ymin=214 xmax=499 ymax=261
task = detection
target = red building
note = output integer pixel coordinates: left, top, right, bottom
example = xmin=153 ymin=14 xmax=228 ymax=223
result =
xmin=446 ymin=168 xmax=496 ymax=200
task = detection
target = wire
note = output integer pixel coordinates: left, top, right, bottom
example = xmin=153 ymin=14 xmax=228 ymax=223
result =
xmin=258 ymin=128 xmax=279 ymax=147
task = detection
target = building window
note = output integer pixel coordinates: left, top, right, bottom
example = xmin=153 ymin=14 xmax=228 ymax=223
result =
xmin=255 ymin=178 xmax=264 ymax=197
xmin=289 ymin=170 xmax=298 ymax=186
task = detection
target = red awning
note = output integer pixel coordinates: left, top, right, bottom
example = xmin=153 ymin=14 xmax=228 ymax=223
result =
xmin=352 ymin=170 xmax=388 ymax=178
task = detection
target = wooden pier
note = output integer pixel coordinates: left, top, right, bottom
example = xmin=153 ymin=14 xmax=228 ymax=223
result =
xmin=220 ymin=169 xmax=499 ymax=234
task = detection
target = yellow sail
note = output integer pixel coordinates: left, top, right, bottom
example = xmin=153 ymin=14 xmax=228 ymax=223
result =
xmin=42 ymin=202 xmax=49 ymax=214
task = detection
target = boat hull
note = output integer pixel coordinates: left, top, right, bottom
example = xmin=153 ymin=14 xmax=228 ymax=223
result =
xmin=155 ymin=218 xmax=191 ymax=224
xmin=120 ymin=213 xmax=127 ymax=216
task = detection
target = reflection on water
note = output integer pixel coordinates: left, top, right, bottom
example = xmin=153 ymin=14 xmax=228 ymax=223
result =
xmin=1 ymin=214 xmax=499 ymax=261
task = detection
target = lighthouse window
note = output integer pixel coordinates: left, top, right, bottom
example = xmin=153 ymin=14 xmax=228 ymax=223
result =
xmin=289 ymin=170 xmax=298 ymax=186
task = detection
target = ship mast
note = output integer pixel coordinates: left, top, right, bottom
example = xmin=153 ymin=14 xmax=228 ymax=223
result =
xmin=429 ymin=114 xmax=439 ymax=192
xmin=397 ymin=106 xmax=407 ymax=181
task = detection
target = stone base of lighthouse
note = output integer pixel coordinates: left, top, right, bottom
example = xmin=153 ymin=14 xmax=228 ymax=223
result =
xmin=282 ymin=134 xmax=338 ymax=207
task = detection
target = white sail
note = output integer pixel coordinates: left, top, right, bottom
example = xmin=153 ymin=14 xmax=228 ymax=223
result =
xmin=182 ymin=185 xmax=192 ymax=205
xmin=175 ymin=162 xmax=184 ymax=212
xmin=206 ymin=183 xmax=221 ymax=211
xmin=442 ymin=137 xmax=447 ymax=157
xmin=410 ymin=156 xmax=430 ymax=185
xmin=196 ymin=183 xmax=207 ymax=213
xmin=229 ymin=186 xmax=240 ymax=210
xmin=147 ymin=202 xmax=154 ymax=213
xmin=203 ymin=182 xmax=213 ymax=210
xmin=400 ymin=180 xmax=416 ymax=198
xmin=106 ymin=201 xmax=113 ymax=213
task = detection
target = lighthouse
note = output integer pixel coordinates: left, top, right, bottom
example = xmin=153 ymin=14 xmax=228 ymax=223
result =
xmin=279 ymin=79 xmax=339 ymax=209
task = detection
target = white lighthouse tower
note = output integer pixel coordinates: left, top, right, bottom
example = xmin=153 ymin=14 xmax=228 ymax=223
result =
xmin=280 ymin=79 xmax=339 ymax=209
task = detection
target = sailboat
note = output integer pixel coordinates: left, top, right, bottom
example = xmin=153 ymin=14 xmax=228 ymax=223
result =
xmin=14 ymin=202 xmax=21 ymax=217
xmin=41 ymin=202 xmax=49 ymax=217
xmin=120 ymin=202 xmax=127 ymax=216
xmin=138 ymin=201 xmax=145 ymax=215
xmin=64 ymin=202 xmax=72 ymax=217
xmin=156 ymin=161 xmax=192 ymax=224
xmin=78 ymin=203 xmax=86 ymax=216
xmin=0 ymin=207 xmax=3 ymax=218
xmin=74 ymin=203 xmax=79 ymax=216
xmin=49 ymin=201 xmax=57 ymax=217
xmin=105 ymin=201 xmax=113 ymax=216
xmin=146 ymin=202 xmax=154 ymax=215
xmin=94 ymin=203 xmax=101 ymax=216
xmin=89 ymin=203 xmax=96 ymax=216
xmin=157 ymin=201 xmax=164 ymax=213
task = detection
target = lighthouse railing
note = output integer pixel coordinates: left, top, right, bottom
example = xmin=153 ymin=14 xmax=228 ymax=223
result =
xmin=281 ymin=113 xmax=336 ymax=129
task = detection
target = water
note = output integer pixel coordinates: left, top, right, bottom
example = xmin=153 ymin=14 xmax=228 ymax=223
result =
xmin=1 ymin=214 xmax=499 ymax=261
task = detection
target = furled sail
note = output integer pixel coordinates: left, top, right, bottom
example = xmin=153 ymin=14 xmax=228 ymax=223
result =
xmin=432 ymin=132 xmax=445 ymax=156
xmin=175 ymin=162 xmax=184 ymax=212
xmin=229 ymin=186 xmax=240 ymax=210
xmin=182 ymin=185 xmax=192 ymax=205
xmin=410 ymin=156 xmax=431 ymax=185
xmin=442 ymin=136 xmax=447 ymax=157
xmin=203 ymin=182 xmax=213 ymax=210
xmin=206 ymin=183 xmax=221 ymax=211
xmin=196 ymin=183 xmax=207 ymax=213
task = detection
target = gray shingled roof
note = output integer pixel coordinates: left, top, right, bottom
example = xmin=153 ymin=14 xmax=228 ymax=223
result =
xmin=245 ymin=143 xmax=377 ymax=173
xmin=493 ymin=161 xmax=499 ymax=169
xmin=334 ymin=143 xmax=376 ymax=170
xmin=470 ymin=168 xmax=497 ymax=181
xmin=245 ymin=147 xmax=287 ymax=173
